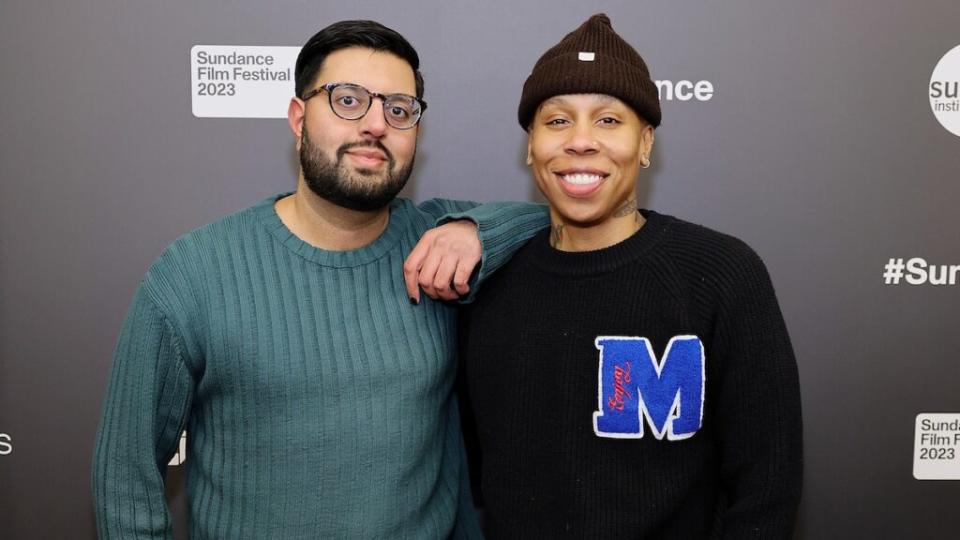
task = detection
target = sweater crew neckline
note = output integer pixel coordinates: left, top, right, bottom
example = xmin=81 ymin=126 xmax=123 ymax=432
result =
xmin=255 ymin=193 xmax=409 ymax=268
xmin=528 ymin=210 xmax=669 ymax=276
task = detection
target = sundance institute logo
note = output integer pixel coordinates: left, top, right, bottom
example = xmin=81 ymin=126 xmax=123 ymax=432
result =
xmin=930 ymin=44 xmax=960 ymax=137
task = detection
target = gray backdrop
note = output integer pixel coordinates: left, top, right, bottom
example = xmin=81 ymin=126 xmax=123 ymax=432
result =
xmin=2 ymin=0 xmax=959 ymax=538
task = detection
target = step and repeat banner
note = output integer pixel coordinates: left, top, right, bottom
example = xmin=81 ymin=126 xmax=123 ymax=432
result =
xmin=1 ymin=1 xmax=958 ymax=538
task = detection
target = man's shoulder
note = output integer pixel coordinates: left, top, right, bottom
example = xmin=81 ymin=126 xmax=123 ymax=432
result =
xmin=386 ymin=197 xmax=473 ymax=234
xmin=142 ymin=196 xmax=275 ymax=294
xmin=160 ymin=196 xmax=272 ymax=260
xmin=390 ymin=197 xmax=421 ymax=217
xmin=393 ymin=197 xmax=477 ymax=224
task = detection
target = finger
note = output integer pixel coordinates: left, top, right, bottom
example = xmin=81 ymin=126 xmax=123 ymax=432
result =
xmin=404 ymin=236 xmax=432 ymax=303
xmin=432 ymin=255 xmax=461 ymax=301
xmin=417 ymin=250 xmax=442 ymax=300
xmin=452 ymin=255 xmax=479 ymax=296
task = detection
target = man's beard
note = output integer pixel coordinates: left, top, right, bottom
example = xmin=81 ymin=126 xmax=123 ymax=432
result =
xmin=299 ymin=127 xmax=414 ymax=212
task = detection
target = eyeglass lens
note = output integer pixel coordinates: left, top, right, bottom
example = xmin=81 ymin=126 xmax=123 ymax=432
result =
xmin=329 ymin=85 xmax=421 ymax=129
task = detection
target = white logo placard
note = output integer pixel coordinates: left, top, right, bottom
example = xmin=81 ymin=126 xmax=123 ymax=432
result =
xmin=930 ymin=44 xmax=960 ymax=138
xmin=914 ymin=413 xmax=960 ymax=480
xmin=191 ymin=45 xmax=300 ymax=118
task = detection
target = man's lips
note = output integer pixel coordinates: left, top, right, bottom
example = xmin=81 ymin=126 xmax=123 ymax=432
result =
xmin=554 ymin=169 xmax=608 ymax=197
xmin=346 ymin=149 xmax=387 ymax=167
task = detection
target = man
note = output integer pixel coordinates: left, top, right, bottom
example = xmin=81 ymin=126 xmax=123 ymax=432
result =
xmin=92 ymin=20 xmax=545 ymax=539
xmin=459 ymin=14 xmax=803 ymax=538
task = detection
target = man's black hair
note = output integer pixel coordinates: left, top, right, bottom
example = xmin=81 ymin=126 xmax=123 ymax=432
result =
xmin=295 ymin=20 xmax=424 ymax=100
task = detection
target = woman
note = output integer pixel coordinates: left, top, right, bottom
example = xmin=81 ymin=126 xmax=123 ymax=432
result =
xmin=460 ymin=13 xmax=803 ymax=539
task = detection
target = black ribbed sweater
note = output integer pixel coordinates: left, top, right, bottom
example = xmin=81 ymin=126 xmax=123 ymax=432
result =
xmin=460 ymin=210 xmax=803 ymax=539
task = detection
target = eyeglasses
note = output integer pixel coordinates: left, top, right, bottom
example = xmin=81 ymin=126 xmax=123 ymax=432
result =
xmin=302 ymin=82 xmax=427 ymax=130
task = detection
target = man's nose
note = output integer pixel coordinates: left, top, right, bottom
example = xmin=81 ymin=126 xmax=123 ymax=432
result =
xmin=359 ymin=98 xmax=388 ymax=139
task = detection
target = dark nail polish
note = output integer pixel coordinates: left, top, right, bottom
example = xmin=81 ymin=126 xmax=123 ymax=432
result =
xmin=409 ymin=297 xmax=419 ymax=305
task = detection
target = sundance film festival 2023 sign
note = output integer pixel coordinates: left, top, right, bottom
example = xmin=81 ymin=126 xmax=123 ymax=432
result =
xmin=191 ymin=46 xmax=300 ymax=118
xmin=190 ymin=45 xmax=714 ymax=119
xmin=914 ymin=414 xmax=960 ymax=480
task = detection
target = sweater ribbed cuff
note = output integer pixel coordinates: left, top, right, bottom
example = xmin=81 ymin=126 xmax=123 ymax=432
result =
xmin=437 ymin=202 xmax=550 ymax=301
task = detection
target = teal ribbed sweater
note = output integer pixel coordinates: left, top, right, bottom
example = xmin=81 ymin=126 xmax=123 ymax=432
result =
xmin=92 ymin=194 xmax=547 ymax=539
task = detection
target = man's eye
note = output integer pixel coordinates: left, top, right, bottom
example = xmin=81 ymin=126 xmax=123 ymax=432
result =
xmin=338 ymin=96 xmax=359 ymax=107
xmin=546 ymin=118 xmax=569 ymax=126
xmin=598 ymin=117 xmax=620 ymax=125
xmin=387 ymin=105 xmax=411 ymax=120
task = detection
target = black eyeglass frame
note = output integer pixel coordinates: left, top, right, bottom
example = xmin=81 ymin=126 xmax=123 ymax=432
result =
xmin=301 ymin=82 xmax=427 ymax=130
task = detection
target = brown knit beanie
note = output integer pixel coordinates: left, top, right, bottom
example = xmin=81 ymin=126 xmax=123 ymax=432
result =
xmin=517 ymin=13 xmax=661 ymax=130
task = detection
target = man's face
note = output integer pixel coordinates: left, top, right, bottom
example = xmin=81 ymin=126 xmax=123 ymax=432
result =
xmin=296 ymin=47 xmax=419 ymax=211
xmin=527 ymin=94 xmax=654 ymax=228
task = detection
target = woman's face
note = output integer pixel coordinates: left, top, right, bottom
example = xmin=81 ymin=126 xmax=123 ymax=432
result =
xmin=527 ymin=94 xmax=654 ymax=229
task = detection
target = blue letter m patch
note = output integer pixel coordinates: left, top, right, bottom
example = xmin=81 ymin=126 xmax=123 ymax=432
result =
xmin=592 ymin=336 xmax=705 ymax=441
